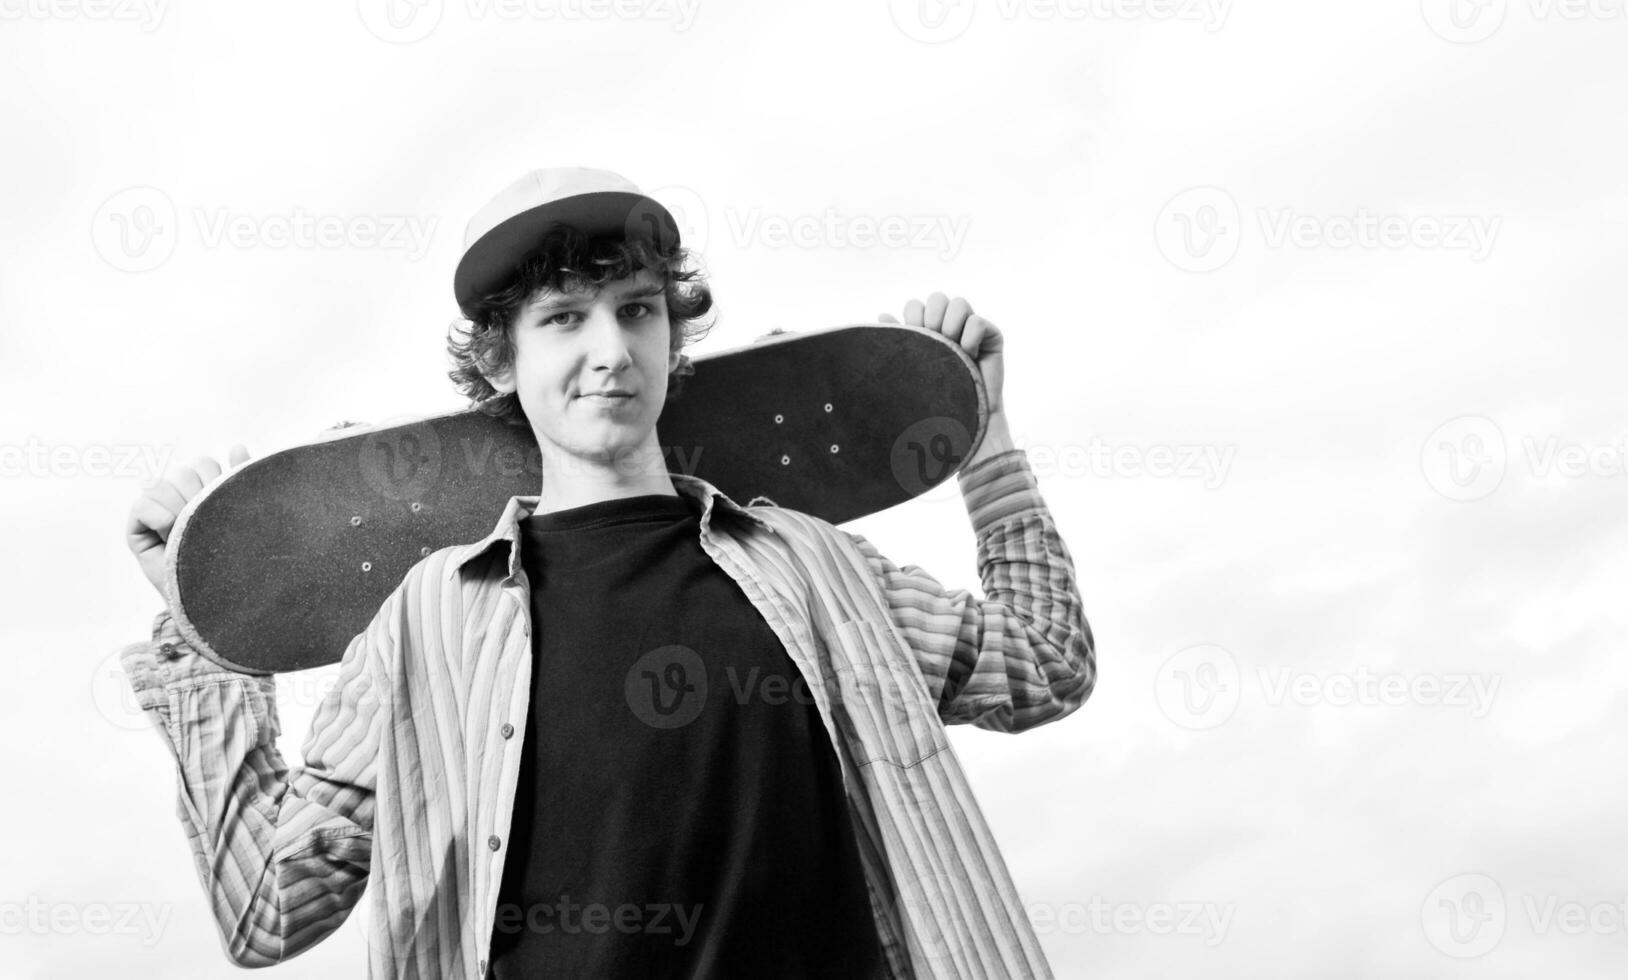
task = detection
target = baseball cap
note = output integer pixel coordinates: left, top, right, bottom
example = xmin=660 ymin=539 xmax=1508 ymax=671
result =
xmin=453 ymin=167 xmax=680 ymax=309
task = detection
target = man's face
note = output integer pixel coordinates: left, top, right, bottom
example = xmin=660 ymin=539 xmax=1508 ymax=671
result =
xmin=485 ymin=268 xmax=679 ymax=475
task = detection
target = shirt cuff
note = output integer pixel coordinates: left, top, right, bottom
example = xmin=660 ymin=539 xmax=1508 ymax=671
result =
xmin=957 ymin=449 xmax=1045 ymax=530
xmin=123 ymin=609 xmax=274 ymax=693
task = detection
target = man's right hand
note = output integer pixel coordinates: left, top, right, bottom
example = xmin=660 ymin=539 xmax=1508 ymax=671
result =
xmin=126 ymin=445 xmax=251 ymax=600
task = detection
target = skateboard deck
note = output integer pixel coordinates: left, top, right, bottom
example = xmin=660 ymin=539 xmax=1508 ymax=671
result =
xmin=165 ymin=323 xmax=989 ymax=674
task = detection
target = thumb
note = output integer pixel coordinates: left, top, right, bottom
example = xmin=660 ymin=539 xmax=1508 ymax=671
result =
xmin=878 ymin=313 xmax=899 ymax=323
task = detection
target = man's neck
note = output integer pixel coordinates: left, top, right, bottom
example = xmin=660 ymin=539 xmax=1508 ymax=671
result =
xmin=531 ymin=446 xmax=679 ymax=516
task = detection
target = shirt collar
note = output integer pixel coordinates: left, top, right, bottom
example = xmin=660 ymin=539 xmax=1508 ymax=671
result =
xmin=445 ymin=472 xmax=775 ymax=582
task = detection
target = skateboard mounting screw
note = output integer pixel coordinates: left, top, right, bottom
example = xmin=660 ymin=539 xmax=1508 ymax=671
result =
xmin=830 ymin=444 xmax=839 ymax=453
xmin=781 ymin=454 xmax=790 ymax=465
xmin=411 ymin=502 xmax=422 ymax=513
xmin=350 ymin=515 xmax=362 ymax=526
xmin=824 ymin=403 xmax=832 ymax=413
xmin=774 ymin=414 xmax=784 ymax=424
xmin=361 ymin=561 xmax=373 ymax=572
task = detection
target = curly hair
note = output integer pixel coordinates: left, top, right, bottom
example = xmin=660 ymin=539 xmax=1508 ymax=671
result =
xmin=445 ymin=227 xmax=715 ymax=429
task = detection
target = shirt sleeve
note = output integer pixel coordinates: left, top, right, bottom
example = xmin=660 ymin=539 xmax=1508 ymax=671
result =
xmin=118 ymin=583 xmax=399 ymax=966
xmin=844 ymin=448 xmax=1096 ymax=733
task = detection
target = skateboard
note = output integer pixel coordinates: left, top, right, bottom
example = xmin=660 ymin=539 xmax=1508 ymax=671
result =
xmin=165 ymin=323 xmax=988 ymax=674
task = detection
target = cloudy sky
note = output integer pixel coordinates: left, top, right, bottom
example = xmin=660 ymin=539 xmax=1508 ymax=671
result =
xmin=4 ymin=1 xmax=1626 ymax=976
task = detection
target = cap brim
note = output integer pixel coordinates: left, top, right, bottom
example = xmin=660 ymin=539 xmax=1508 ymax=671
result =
xmin=454 ymin=190 xmax=680 ymax=309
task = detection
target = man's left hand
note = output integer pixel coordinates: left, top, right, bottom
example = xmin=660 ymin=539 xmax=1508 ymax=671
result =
xmin=879 ymin=293 xmax=1005 ymax=415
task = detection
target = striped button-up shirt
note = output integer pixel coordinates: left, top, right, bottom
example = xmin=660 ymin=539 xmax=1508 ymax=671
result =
xmin=121 ymin=448 xmax=1095 ymax=979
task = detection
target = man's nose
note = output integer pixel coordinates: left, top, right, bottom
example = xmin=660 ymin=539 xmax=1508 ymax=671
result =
xmin=582 ymin=306 xmax=634 ymax=370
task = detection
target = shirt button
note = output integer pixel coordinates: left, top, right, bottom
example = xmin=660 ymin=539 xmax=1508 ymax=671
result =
xmin=158 ymin=642 xmax=177 ymax=658
xmin=478 ymin=959 xmax=487 ymax=976
xmin=487 ymin=835 xmax=501 ymax=851
xmin=500 ymin=723 xmax=514 ymax=738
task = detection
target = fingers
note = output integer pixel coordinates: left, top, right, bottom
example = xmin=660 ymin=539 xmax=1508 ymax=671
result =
xmin=888 ymin=293 xmax=973 ymax=336
xmin=145 ymin=477 xmax=188 ymax=519
xmin=923 ymin=293 xmax=949 ymax=332
xmin=878 ymin=313 xmax=899 ymax=324
xmin=958 ymin=314 xmax=985 ymax=358
xmin=966 ymin=313 xmax=1004 ymax=356
xmin=125 ymin=494 xmax=178 ymax=547
xmin=192 ymin=455 xmax=223 ymax=488
xmin=169 ymin=461 xmax=205 ymax=501
xmin=228 ymin=443 xmax=250 ymax=467
xmin=941 ymin=295 xmax=972 ymax=343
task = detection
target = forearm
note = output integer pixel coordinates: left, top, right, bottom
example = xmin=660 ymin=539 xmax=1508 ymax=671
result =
xmin=121 ymin=611 xmax=376 ymax=965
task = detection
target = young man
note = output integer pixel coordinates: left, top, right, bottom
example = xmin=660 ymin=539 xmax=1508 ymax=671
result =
xmin=121 ymin=168 xmax=1095 ymax=979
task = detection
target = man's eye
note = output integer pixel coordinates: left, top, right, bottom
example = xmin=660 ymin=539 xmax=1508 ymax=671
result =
xmin=544 ymin=312 xmax=579 ymax=327
xmin=621 ymin=302 xmax=653 ymax=319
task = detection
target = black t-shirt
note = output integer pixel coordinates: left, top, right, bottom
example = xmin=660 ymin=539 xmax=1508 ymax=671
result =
xmin=488 ymin=492 xmax=885 ymax=979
